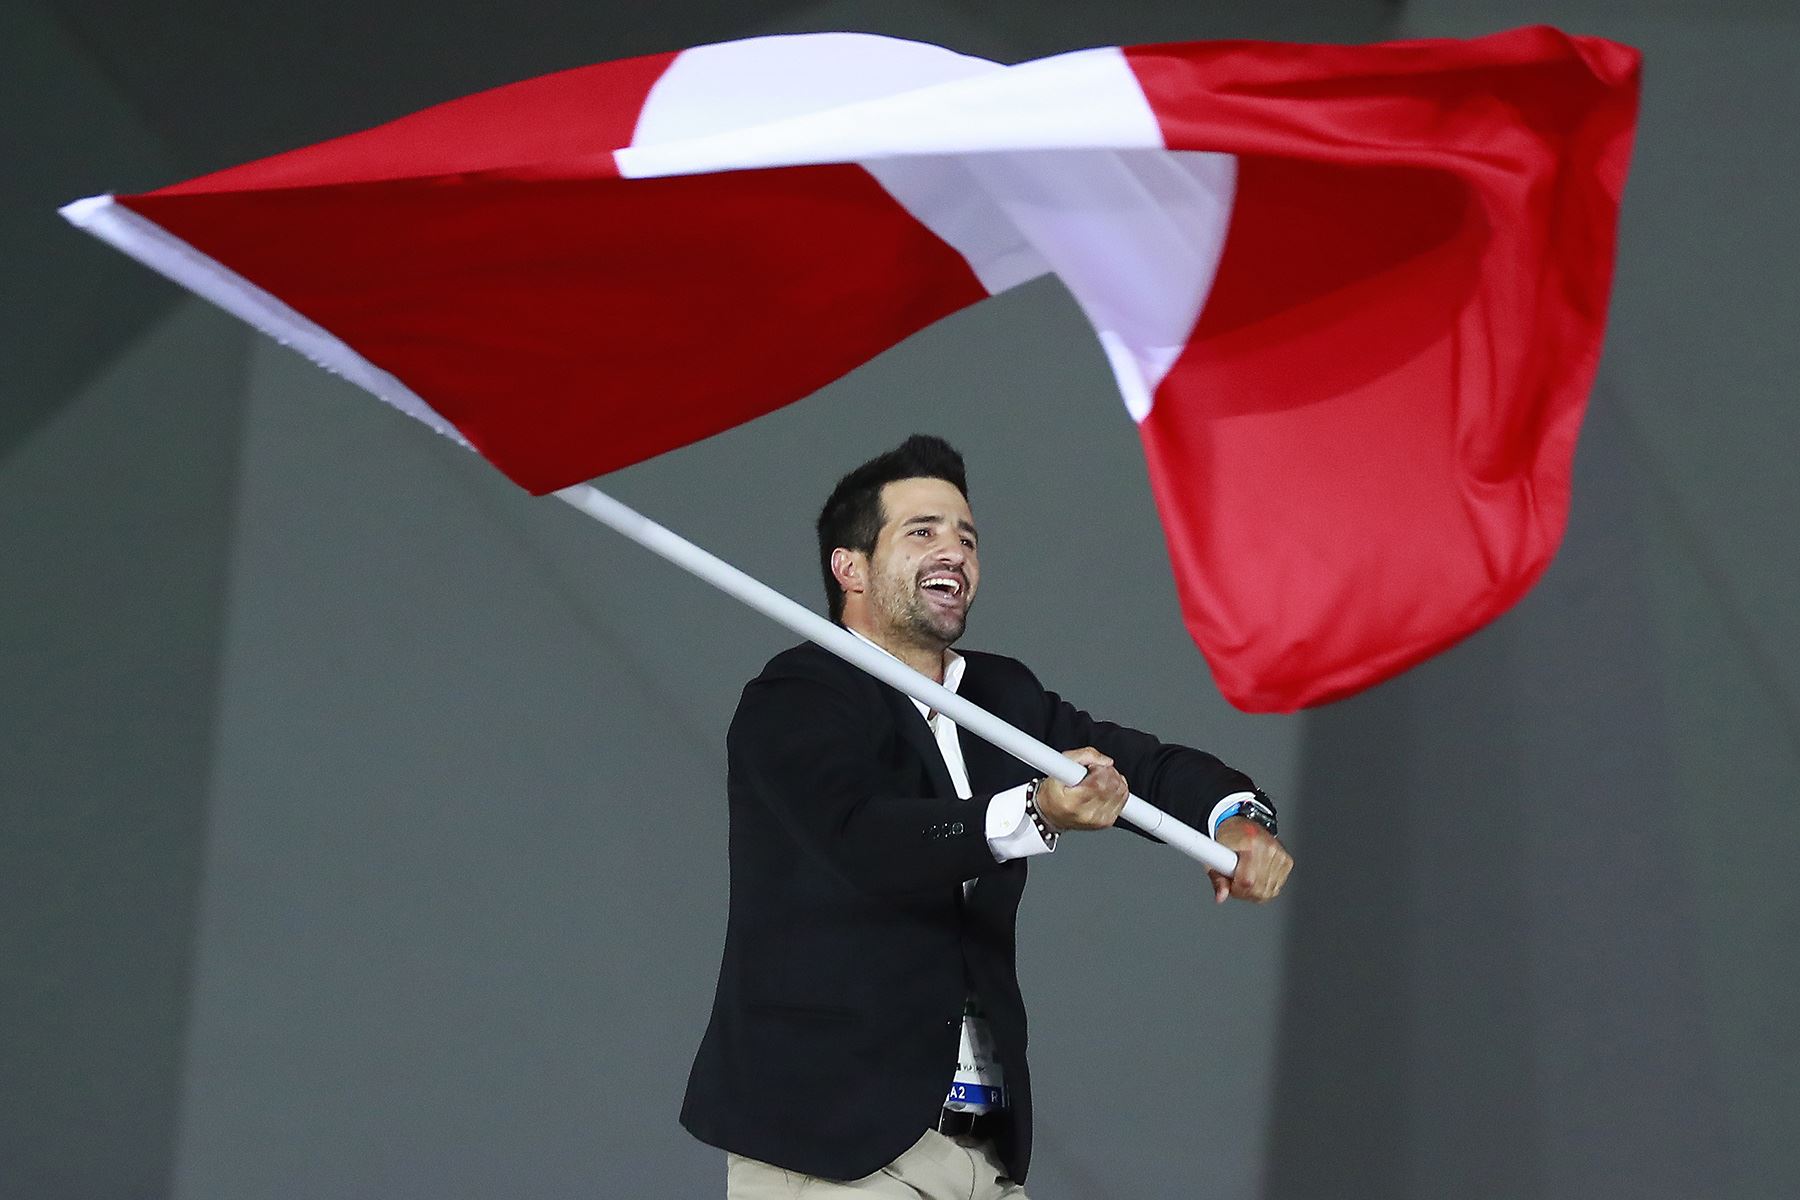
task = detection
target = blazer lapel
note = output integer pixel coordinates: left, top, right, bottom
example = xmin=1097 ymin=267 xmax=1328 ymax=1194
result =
xmin=883 ymin=684 xmax=957 ymax=799
xmin=958 ymin=724 xmax=1018 ymax=796
xmin=956 ymin=658 xmax=1034 ymax=794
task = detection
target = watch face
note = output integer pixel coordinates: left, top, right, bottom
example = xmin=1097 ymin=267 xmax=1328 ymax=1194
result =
xmin=1240 ymin=798 xmax=1277 ymax=835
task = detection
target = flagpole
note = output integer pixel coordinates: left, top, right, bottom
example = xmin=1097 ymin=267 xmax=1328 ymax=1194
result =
xmin=553 ymin=483 xmax=1238 ymax=877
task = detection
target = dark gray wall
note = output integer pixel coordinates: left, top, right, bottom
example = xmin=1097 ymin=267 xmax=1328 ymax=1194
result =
xmin=4 ymin=2 xmax=1796 ymax=1198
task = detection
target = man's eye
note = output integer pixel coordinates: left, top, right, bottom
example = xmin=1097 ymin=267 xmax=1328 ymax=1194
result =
xmin=911 ymin=528 xmax=931 ymax=536
xmin=961 ymin=538 xmax=975 ymax=549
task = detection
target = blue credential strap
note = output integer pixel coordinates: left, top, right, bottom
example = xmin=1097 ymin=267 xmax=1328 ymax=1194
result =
xmin=944 ymin=1082 xmax=1006 ymax=1107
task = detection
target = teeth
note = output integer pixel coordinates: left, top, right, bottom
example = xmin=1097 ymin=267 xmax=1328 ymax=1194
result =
xmin=922 ymin=577 xmax=960 ymax=594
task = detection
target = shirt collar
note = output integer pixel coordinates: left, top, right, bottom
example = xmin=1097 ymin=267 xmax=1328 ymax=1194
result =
xmin=845 ymin=627 xmax=965 ymax=718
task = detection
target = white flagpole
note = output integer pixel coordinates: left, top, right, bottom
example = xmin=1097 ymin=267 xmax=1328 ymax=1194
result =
xmin=55 ymin=196 xmax=1234 ymax=875
xmin=554 ymin=483 xmax=1238 ymax=877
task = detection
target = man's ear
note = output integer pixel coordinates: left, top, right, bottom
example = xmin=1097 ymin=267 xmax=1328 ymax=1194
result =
xmin=830 ymin=547 xmax=866 ymax=597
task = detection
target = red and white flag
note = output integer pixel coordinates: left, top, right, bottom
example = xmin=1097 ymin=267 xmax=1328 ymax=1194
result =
xmin=63 ymin=27 xmax=1640 ymax=711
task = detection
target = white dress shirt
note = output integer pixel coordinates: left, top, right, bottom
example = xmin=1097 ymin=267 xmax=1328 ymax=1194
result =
xmin=844 ymin=629 xmax=1055 ymax=862
xmin=842 ymin=630 xmax=1055 ymax=1113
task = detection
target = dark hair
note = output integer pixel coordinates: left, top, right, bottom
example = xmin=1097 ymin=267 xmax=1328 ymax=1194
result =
xmin=817 ymin=435 xmax=969 ymax=622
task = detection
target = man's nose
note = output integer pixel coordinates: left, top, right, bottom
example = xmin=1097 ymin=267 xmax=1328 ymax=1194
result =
xmin=931 ymin=539 xmax=968 ymax=566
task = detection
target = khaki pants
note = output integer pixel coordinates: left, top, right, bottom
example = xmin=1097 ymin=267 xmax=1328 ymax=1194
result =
xmin=727 ymin=1130 xmax=1030 ymax=1199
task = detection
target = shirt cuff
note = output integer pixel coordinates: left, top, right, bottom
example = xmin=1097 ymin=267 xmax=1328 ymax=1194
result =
xmin=1207 ymin=791 xmax=1258 ymax=838
xmin=986 ymin=784 xmax=1056 ymax=861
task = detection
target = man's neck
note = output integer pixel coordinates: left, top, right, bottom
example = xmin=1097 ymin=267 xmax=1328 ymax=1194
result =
xmin=841 ymin=616 xmax=949 ymax=684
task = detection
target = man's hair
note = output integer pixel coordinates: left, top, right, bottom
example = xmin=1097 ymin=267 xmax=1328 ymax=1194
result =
xmin=817 ymin=435 xmax=970 ymax=623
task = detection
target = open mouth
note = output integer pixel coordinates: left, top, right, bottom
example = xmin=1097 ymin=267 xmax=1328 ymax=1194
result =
xmin=919 ymin=573 xmax=965 ymax=610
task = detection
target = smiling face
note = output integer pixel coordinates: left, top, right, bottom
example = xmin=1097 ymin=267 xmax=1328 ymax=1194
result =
xmin=839 ymin=476 xmax=980 ymax=653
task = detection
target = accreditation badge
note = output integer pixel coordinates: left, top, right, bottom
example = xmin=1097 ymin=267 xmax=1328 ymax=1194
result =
xmin=943 ymin=995 xmax=1006 ymax=1112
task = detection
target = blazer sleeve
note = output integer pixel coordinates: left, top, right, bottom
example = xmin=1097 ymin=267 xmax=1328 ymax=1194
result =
xmin=1022 ymin=665 xmax=1262 ymax=841
xmin=728 ymin=667 xmax=1008 ymax=897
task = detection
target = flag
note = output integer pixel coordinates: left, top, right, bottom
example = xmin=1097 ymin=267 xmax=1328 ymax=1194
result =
xmin=61 ymin=27 xmax=1641 ymax=711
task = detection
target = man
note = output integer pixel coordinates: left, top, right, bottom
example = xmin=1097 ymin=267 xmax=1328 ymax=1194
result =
xmin=682 ymin=435 xmax=1292 ymax=1198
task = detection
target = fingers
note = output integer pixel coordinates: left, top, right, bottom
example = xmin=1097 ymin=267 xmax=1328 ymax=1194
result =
xmin=1207 ymin=870 xmax=1230 ymax=905
xmin=1088 ymin=760 xmax=1128 ymax=824
xmin=1051 ymin=744 xmax=1108 ymax=773
xmin=1210 ymin=822 xmax=1294 ymax=904
xmin=1038 ymin=749 xmax=1128 ymax=831
xmin=1227 ymin=838 xmax=1293 ymax=903
xmin=1080 ymin=755 xmax=1127 ymax=829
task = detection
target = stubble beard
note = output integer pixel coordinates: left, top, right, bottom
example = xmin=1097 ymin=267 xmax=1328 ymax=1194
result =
xmin=875 ymin=570 xmax=968 ymax=652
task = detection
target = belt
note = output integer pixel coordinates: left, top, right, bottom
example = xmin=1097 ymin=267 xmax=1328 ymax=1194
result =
xmin=936 ymin=1108 xmax=1002 ymax=1139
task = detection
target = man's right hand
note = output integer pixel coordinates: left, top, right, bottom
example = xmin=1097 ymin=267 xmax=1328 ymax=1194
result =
xmin=1034 ymin=747 xmax=1129 ymax=832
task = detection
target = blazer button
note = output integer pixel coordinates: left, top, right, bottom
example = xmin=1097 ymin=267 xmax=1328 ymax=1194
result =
xmin=950 ymin=822 xmax=964 ymax=835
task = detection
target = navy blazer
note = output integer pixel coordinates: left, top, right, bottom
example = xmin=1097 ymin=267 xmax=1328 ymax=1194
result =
xmin=680 ymin=639 xmax=1255 ymax=1183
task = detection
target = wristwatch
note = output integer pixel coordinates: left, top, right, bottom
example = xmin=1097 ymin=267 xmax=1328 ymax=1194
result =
xmin=1218 ymin=788 xmax=1278 ymax=837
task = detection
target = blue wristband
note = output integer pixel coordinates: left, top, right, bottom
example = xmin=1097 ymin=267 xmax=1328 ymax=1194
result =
xmin=1210 ymin=802 xmax=1245 ymax=837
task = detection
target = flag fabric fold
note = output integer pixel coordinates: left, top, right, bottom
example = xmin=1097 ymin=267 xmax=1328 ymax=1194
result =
xmin=62 ymin=26 xmax=1641 ymax=711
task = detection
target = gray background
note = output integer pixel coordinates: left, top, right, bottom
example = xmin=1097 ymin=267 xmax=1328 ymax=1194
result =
xmin=3 ymin=1 xmax=1795 ymax=1197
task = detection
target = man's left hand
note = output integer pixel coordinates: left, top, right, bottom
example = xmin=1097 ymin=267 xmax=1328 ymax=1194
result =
xmin=1207 ymin=817 xmax=1292 ymax=905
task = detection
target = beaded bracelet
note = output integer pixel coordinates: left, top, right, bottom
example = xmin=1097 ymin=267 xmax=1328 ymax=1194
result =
xmin=1024 ymin=777 xmax=1060 ymax=849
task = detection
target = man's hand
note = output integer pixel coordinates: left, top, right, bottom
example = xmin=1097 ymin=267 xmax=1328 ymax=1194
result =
xmin=1034 ymin=748 xmax=1129 ymax=832
xmin=1207 ymin=817 xmax=1293 ymax=904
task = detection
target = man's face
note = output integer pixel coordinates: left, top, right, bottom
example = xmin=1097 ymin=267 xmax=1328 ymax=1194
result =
xmin=864 ymin=476 xmax=980 ymax=648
